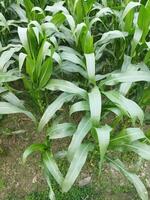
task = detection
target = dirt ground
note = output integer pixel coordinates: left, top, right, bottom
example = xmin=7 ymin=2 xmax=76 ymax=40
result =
xmin=0 ymin=114 xmax=150 ymax=200
xmin=0 ymin=115 xmax=46 ymax=199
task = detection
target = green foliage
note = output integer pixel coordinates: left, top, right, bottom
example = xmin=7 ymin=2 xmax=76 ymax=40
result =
xmin=7 ymin=185 xmax=98 ymax=200
xmin=25 ymin=187 xmax=96 ymax=200
xmin=1 ymin=0 xmax=150 ymax=200
xmin=0 ymin=178 xmax=5 ymax=190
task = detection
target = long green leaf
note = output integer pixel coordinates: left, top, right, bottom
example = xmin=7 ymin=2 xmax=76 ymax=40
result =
xmin=85 ymin=53 xmax=95 ymax=82
xmin=122 ymin=2 xmax=141 ymax=20
xmin=70 ymin=101 xmax=89 ymax=115
xmin=18 ymin=27 xmax=29 ymax=53
xmin=102 ymin=71 xmax=150 ymax=85
xmin=45 ymin=2 xmax=69 ymax=14
xmin=125 ymin=128 xmax=146 ymax=142
xmin=62 ymin=144 xmax=92 ymax=192
xmin=61 ymin=52 xmax=85 ymax=67
xmin=103 ymin=90 xmax=144 ymax=124
xmin=45 ymin=79 xmax=87 ymax=98
xmin=131 ymin=27 xmax=143 ymax=56
xmin=0 ymin=102 xmax=36 ymax=122
xmin=43 ymin=152 xmax=64 ymax=186
xmin=111 ymin=128 xmax=146 ymax=145
xmin=108 ymin=158 xmax=148 ymax=200
xmin=0 ymin=48 xmax=17 ymax=70
xmin=1 ymin=90 xmax=25 ymax=109
xmin=68 ymin=116 xmax=92 ymax=159
xmin=125 ymin=142 xmax=150 ymax=160
xmin=39 ymin=57 xmax=53 ymax=88
xmin=96 ymin=7 xmax=113 ymax=18
xmin=138 ymin=5 xmax=150 ymax=43
xmin=38 ymin=93 xmax=74 ymax=132
xmin=44 ymin=172 xmax=56 ymax=200
xmin=97 ymin=31 xmax=128 ymax=45
xmin=88 ymin=86 xmax=101 ymax=126
xmin=0 ymin=70 xmax=21 ymax=83
xmin=61 ymin=62 xmax=87 ymax=78
xmin=47 ymin=123 xmax=76 ymax=139
xmin=101 ymin=0 xmax=107 ymax=6
xmin=19 ymin=53 xmax=27 ymax=72
xmin=95 ymin=125 xmax=112 ymax=172
xmin=23 ymin=143 xmax=46 ymax=163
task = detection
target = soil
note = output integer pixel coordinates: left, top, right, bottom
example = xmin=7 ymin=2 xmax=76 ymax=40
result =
xmin=0 ymin=114 xmax=46 ymax=199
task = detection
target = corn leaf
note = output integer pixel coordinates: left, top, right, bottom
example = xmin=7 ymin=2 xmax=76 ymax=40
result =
xmin=19 ymin=53 xmax=27 ymax=72
xmin=47 ymin=123 xmax=76 ymax=139
xmin=43 ymin=152 xmax=64 ymax=186
xmin=45 ymin=79 xmax=87 ymax=98
xmin=45 ymin=2 xmax=69 ymax=14
xmin=0 ymin=48 xmax=17 ymax=70
xmin=97 ymin=31 xmax=128 ymax=45
xmin=108 ymin=158 xmax=148 ymax=200
xmin=102 ymin=71 xmax=150 ymax=85
xmin=110 ymin=128 xmax=146 ymax=148
xmin=125 ymin=142 xmax=150 ymax=160
xmin=44 ymin=173 xmax=56 ymax=200
xmin=70 ymin=101 xmax=89 ymax=115
xmin=1 ymin=90 xmax=25 ymax=109
xmin=88 ymin=86 xmax=101 ymax=126
xmin=23 ymin=143 xmax=46 ymax=163
xmin=38 ymin=93 xmax=74 ymax=132
xmin=85 ymin=53 xmax=95 ymax=83
xmin=39 ymin=57 xmax=53 ymax=88
xmin=103 ymin=90 xmax=144 ymax=124
xmin=62 ymin=144 xmax=93 ymax=192
xmin=61 ymin=61 xmax=87 ymax=78
xmin=18 ymin=27 xmax=29 ymax=53
xmin=0 ymin=70 xmax=21 ymax=83
xmin=138 ymin=5 xmax=150 ymax=43
xmin=0 ymin=102 xmax=36 ymax=122
xmin=122 ymin=2 xmax=141 ymax=20
xmin=68 ymin=116 xmax=92 ymax=159
xmin=131 ymin=27 xmax=143 ymax=56
xmin=95 ymin=125 xmax=112 ymax=172
xmin=61 ymin=52 xmax=85 ymax=67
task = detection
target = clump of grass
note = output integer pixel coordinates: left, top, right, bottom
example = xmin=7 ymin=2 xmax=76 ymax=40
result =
xmin=0 ymin=178 xmax=5 ymax=190
xmin=7 ymin=186 xmax=98 ymax=200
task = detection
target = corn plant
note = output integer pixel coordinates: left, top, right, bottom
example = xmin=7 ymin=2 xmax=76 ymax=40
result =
xmin=17 ymin=24 xmax=54 ymax=112
xmin=0 ymin=1 xmax=150 ymax=200
xmin=0 ymin=41 xmax=36 ymax=123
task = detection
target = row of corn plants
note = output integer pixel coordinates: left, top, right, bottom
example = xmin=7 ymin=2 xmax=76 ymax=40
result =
xmin=0 ymin=0 xmax=150 ymax=199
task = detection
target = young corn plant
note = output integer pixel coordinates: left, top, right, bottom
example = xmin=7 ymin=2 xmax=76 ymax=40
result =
xmin=22 ymin=1 xmax=150 ymax=200
xmin=17 ymin=24 xmax=54 ymax=112
xmin=0 ymin=38 xmax=36 ymax=123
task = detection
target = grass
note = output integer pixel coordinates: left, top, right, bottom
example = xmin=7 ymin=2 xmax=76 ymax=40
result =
xmin=0 ymin=178 xmax=5 ymax=190
xmin=7 ymin=185 xmax=98 ymax=200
